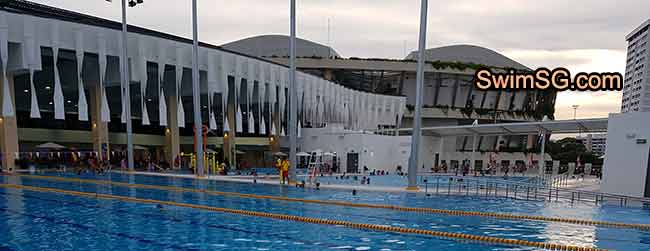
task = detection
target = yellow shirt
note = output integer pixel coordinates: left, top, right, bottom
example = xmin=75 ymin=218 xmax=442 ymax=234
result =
xmin=281 ymin=160 xmax=289 ymax=172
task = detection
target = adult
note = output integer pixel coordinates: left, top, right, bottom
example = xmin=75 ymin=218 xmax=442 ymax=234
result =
xmin=279 ymin=158 xmax=290 ymax=185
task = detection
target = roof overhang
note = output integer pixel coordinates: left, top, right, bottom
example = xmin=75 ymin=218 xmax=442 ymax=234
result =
xmin=395 ymin=118 xmax=608 ymax=137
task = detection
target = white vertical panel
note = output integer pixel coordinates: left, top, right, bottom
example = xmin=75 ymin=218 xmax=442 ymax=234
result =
xmin=247 ymin=112 xmax=255 ymax=134
xmin=397 ymin=98 xmax=405 ymax=127
xmin=235 ymin=56 xmax=244 ymax=133
xmin=223 ymin=116 xmax=230 ymax=132
xmin=157 ymin=40 xmax=167 ymax=126
xmin=373 ymin=95 xmax=380 ymax=128
xmin=247 ymin=60 xmax=255 ymax=134
xmin=175 ymin=46 xmax=185 ymax=127
xmin=258 ymin=62 xmax=267 ymax=135
xmin=297 ymin=74 xmax=304 ymax=123
xmin=279 ymin=67 xmax=286 ymax=131
xmin=207 ymin=53 xmax=217 ymax=130
xmin=24 ymin=17 xmax=40 ymax=118
xmin=307 ymin=76 xmax=314 ymax=124
xmin=235 ymin=101 xmax=243 ymax=132
xmin=75 ymin=30 xmax=88 ymax=121
xmin=51 ymin=23 xmax=65 ymax=120
xmin=98 ymin=33 xmax=110 ymax=122
xmin=0 ymin=12 xmax=12 ymax=117
xmin=269 ymin=65 xmax=277 ymax=127
xmin=234 ymin=55 xmax=243 ymax=108
xmin=138 ymin=38 xmax=149 ymax=125
xmin=219 ymin=52 xmax=230 ymax=125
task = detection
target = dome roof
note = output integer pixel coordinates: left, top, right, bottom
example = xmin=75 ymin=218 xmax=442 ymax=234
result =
xmin=405 ymin=44 xmax=528 ymax=70
xmin=221 ymin=35 xmax=340 ymax=58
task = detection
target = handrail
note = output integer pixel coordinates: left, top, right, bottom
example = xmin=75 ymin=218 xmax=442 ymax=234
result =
xmin=421 ymin=175 xmax=650 ymax=207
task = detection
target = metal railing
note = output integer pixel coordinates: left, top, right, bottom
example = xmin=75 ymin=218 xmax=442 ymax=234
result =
xmin=421 ymin=175 xmax=650 ymax=207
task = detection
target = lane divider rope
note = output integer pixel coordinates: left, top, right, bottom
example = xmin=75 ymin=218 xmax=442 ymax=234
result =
xmin=0 ymin=183 xmax=605 ymax=251
xmin=14 ymin=174 xmax=650 ymax=231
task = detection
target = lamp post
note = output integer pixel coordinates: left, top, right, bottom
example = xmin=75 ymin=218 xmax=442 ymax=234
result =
xmin=108 ymin=0 xmax=142 ymax=171
xmin=289 ymin=0 xmax=298 ymax=182
xmin=191 ymin=0 xmax=204 ymax=175
xmin=571 ymin=105 xmax=579 ymax=120
xmin=407 ymin=0 xmax=428 ymax=190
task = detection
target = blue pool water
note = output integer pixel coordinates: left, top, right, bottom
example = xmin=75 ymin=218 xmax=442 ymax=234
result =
xmin=315 ymin=174 xmax=533 ymax=188
xmin=1 ymin=172 xmax=650 ymax=250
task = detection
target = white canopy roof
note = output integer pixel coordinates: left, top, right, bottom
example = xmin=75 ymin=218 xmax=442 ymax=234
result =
xmin=398 ymin=118 xmax=608 ymax=137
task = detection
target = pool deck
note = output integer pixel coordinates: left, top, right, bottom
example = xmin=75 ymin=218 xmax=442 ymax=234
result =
xmin=107 ymin=170 xmax=602 ymax=196
xmin=10 ymin=168 xmax=604 ymax=199
xmin=124 ymin=171 xmax=426 ymax=194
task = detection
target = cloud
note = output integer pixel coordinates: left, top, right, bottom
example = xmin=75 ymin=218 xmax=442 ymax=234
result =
xmin=32 ymin=0 xmax=645 ymax=119
xmin=503 ymin=49 xmax=626 ymax=119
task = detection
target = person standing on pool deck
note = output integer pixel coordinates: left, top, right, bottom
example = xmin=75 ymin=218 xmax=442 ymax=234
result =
xmin=281 ymin=157 xmax=290 ymax=185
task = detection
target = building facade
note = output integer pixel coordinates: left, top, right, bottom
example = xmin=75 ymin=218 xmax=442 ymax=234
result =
xmin=225 ymin=36 xmax=557 ymax=171
xmin=577 ymin=133 xmax=607 ymax=156
xmin=621 ymin=19 xmax=650 ymax=113
xmin=0 ymin=1 xmax=405 ymax=172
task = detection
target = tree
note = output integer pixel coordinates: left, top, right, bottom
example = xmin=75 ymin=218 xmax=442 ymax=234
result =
xmin=546 ymin=137 xmax=600 ymax=165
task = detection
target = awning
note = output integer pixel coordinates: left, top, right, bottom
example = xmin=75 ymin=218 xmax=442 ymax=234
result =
xmin=397 ymin=118 xmax=608 ymax=137
xmin=35 ymin=142 xmax=66 ymax=149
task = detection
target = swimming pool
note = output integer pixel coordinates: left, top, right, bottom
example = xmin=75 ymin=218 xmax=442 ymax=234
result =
xmin=1 ymin=171 xmax=649 ymax=250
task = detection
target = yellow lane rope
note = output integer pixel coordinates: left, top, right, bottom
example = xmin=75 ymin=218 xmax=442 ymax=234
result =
xmin=15 ymin=174 xmax=650 ymax=231
xmin=0 ymin=183 xmax=604 ymax=251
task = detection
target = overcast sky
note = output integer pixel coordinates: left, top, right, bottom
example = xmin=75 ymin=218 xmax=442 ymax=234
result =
xmin=33 ymin=0 xmax=649 ymax=120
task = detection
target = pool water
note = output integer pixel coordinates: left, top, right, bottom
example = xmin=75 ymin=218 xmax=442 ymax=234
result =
xmin=1 ymin=172 xmax=649 ymax=250
xmin=315 ymin=174 xmax=533 ymax=188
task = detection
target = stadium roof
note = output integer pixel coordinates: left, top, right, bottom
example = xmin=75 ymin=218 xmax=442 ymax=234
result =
xmin=405 ymin=44 xmax=530 ymax=70
xmin=0 ymin=0 xmax=286 ymax=68
xmin=222 ymin=35 xmax=340 ymax=59
xmin=396 ymin=118 xmax=608 ymax=137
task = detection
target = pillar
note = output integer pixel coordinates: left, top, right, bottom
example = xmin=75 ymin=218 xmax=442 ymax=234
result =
xmin=471 ymin=133 xmax=478 ymax=175
xmin=224 ymin=91 xmax=236 ymax=169
xmin=526 ymin=134 xmax=534 ymax=150
xmin=165 ymin=94 xmax=180 ymax=168
xmin=90 ymin=84 xmax=109 ymax=160
xmin=322 ymin=69 xmax=334 ymax=81
xmin=538 ymin=130 xmax=546 ymax=177
xmin=0 ymin=74 xmax=18 ymax=172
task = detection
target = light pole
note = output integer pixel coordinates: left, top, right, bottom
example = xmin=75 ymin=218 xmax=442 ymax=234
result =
xmin=110 ymin=0 xmax=141 ymax=171
xmin=407 ymin=0 xmax=428 ymax=190
xmin=289 ymin=0 xmax=298 ymax=182
xmin=191 ymin=0 xmax=204 ymax=175
xmin=571 ymin=105 xmax=579 ymax=120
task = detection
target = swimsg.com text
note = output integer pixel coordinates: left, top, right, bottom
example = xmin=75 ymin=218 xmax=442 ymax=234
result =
xmin=474 ymin=67 xmax=622 ymax=91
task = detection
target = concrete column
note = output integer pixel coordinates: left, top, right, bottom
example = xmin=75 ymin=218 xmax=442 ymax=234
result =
xmin=90 ymin=84 xmax=109 ymax=159
xmin=526 ymin=134 xmax=534 ymax=150
xmin=438 ymin=136 xmax=445 ymax=166
xmin=322 ymin=69 xmax=334 ymax=81
xmin=0 ymin=74 xmax=18 ymax=172
xmin=471 ymin=133 xmax=478 ymax=175
xmin=165 ymin=95 xmax=180 ymax=167
xmin=538 ymin=131 xmax=546 ymax=177
xmin=224 ymin=91 xmax=236 ymax=169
